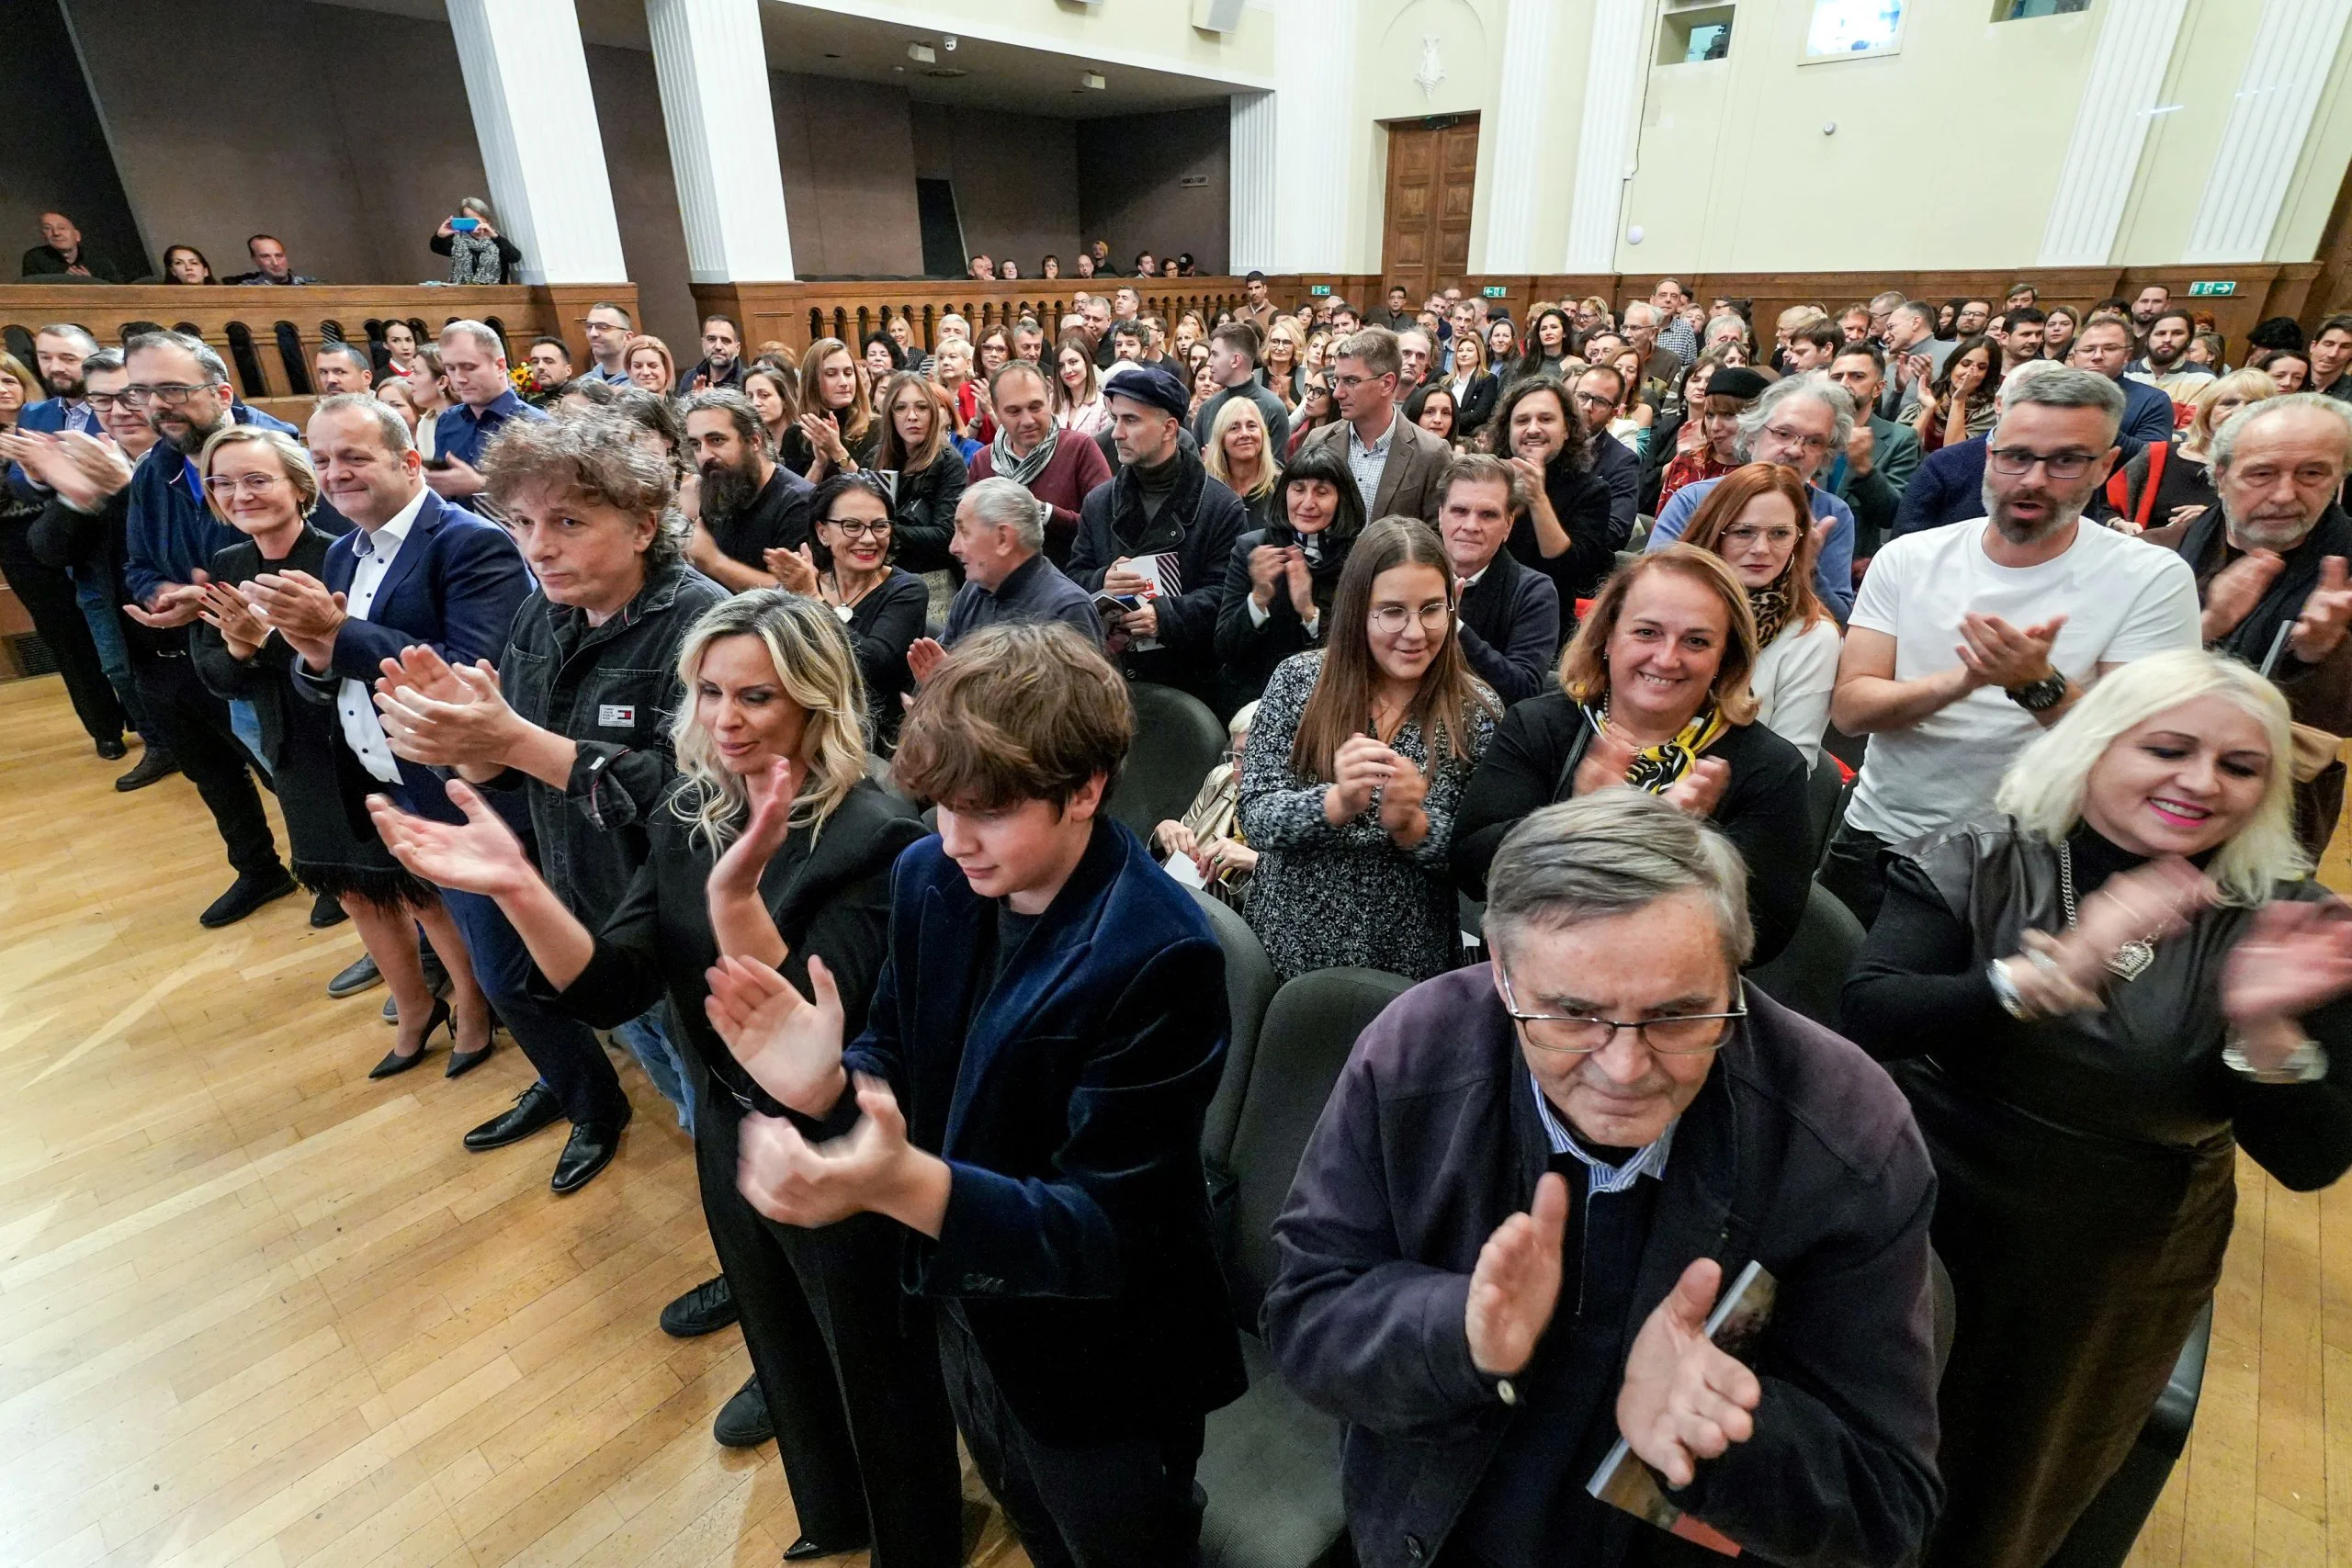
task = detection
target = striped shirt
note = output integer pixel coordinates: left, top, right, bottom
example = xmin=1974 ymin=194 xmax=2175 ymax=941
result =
xmin=1529 ymin=1068 xmax=1677 ymax=1196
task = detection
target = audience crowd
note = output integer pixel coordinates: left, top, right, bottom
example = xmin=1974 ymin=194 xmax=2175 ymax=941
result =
xmin=10 ymin=244 xmax=2352 ymax=1568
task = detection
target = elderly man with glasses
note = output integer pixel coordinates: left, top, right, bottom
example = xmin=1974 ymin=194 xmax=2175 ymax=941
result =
xmin=1645 ymin=372 xmax=1863 ymax=619
xmin=1265 ymin=790 xmax=1942 ymax=1568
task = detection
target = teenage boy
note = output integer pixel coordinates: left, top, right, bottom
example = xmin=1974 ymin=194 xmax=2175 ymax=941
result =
xmin=708 ymin=623 xmax=1244 ymax=1567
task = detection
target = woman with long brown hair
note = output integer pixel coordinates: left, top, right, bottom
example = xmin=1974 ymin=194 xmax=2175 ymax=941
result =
xmin=779 ymin=336 xmax=877 ymax=480
xmin=1678 ymin=463 xmax=1845 ymax=765
xmin=1238 ymin=516 xmax=1498 ymax=981
xmin=1452 ymin=546 xmax=1815 ymax=964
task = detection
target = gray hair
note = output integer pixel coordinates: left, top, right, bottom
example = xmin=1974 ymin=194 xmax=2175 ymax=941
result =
xmin=311 ymin=391 xmax=415 ymax=456
xmin=1995 ymin=362 xmax=2124 ymax=443
xmin=1891 ymin=301 xmax=1935 ymax=336
xmin=1734 ymin=372 xmax=1855 ymax=459
xmin=438 ymin=318 xmax=504 ymax=360
xmin=963 ymin=475 xmax=1046 ymax=552
xmin=1623 ymin=301 xmax=1659 ymax=331
xmin=1868 ymin=290 xmax=1907 ymax=314
xmin=84 ymin=348 xmax=124 ymax=376
xmin=36 ymin=322 xmax=101 ymax=355
xmin=2209 ymin=390 xmax=2352 ymax=471
xmin=459 ymin=197 xmax=493 ymax=220
xmin=1485 ymin=791 xmax=1754 ymax=967
xmin=316 ymin=340 xmax=372 ymax=378
xmin=680 ymin=388 xmax=763 ymax=448
xmin=125 ymin=328 xmax=231 ymax=388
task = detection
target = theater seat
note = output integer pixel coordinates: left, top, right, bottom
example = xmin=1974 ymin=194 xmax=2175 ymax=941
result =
xmin=1199 ymin=965 xmax=1414 ymax=1568
xmin=1745 ymin=880 xmax=1865 ymax=1031
xmin=2043 ymin=1303 xmax=2212 ymax=1568
xmin=1191 ymin=887 xmax=1281 ymax=1173
xmin=1804 ymin=750 xmax=1846 ymax=867
xmin=1106 ymin=682 xmax=1227 ymax=840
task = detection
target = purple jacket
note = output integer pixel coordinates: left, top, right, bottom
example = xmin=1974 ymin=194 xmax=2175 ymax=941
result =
xmin=1263 ymin=967 xmax=1942 ymax=1568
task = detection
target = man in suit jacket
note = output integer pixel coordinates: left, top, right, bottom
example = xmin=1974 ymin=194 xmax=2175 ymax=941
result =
xmin=2073 ymin=313 xmax=2176 ymax=461
xmin=1299 ymin=325 xmax=1451 ymax=525
xmin=1826 ymin=344 xmax=1923 ymax=562
xmin=1571 ymin=365 xmax=1643 ymax=549
xmin=1441 ymin=455 xmax=1562 ymax=697
xmin=721 ymin=626 xmax=1246 ymax=1567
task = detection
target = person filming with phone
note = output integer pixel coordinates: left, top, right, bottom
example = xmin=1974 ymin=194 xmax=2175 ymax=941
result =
xmin=432 ymin=198 xmax=522 ymax=285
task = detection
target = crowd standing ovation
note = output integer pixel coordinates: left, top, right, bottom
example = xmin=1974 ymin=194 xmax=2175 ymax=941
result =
xmin=13 ymin=234 xmax=2352 ymax=1568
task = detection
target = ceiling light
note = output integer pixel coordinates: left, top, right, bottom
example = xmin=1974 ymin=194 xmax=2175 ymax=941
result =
xmin=907 ymin=42 xmax=937 ymax=64
xmin=1081 ymin=72 xmax=1106 ymax=90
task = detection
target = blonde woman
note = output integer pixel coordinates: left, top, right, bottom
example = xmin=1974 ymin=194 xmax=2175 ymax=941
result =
xmin=1844 ymin=649 xmax=2352 ymax=1568
xmin=623 ymin=333 xmax=676 ymax=395
xmin=1204 ymin=396 xmax=1281 ymax=531
xmin=2106 ymin=367 xmax=2277 ymax=540
xmin=1262 ymin=316 xmax=1307 ymax=406
xmin=369 ymin=590 xmax=960 ymax=1564
xmin=1443 ymin=327 xmax=1498 ymax=439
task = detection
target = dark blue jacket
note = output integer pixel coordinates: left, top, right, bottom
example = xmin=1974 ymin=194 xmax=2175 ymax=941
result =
xmin=6 ymin=397 xmax=93 ymax=503
xmin=1266 ymin=969 xmax=1942 ymax=1568
xmin=289 ymin=490 xmax=531 ymax=820
xmin=2117 ymin=376 xmax=2177 ymax=462
xmin=1892 ymin=436 xmax=1988 ymax=537
xmin=1589 ymin=428 xmax=1642 ymax=550
xmin=433 ymin=389 xmax=548 ymax=468
xmin=819 ymin=818 xmax=1247 ymax=1445
xmin=122 ymin=403 xmax=350 ymax=603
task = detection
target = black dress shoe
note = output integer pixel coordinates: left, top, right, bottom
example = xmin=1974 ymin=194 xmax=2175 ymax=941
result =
xmin=199 ymin=867 xmax=299 ymax=929
xmin=96 ymin=737 xmax=128 ymax=761
xmin=782 ymin=1532 xmax=867 ymax=1561
xmin=327 ymin=953 xmax=381 ymax=998
xmin=550 ymin=1111 xmax=629 ymax=1194
xmin=369 ymin=998 xmax=450 ymax=1078
xmin=115 ymin=748 xmax=178 ymax=792
xmin=309 ymin=890 xmax=348 ymax=929
xmin=463 ymin=1083 xmax=565 ymax=1152
xmin=659 ymin=1275 xmax=737 ymax=1338
xmin=714 ymin=1374 xmax=776 ymax=1449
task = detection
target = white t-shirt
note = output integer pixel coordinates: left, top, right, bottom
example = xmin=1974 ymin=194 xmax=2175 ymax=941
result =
xmin=1845 ymin=517 xmax=2200 ymax=842
xmin=1751 ymin=615 xmax=1843 ymax=769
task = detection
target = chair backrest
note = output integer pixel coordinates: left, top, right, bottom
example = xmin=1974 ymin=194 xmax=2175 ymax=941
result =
xmin=1744 ymin=880 xmax=1866 ymax=1032
xmin=1192 ymin=887 xmax=1281 ymax=1172
xmin=1105 ymin=682 xmax=1229 ymax=840
xmin=1804 ymin=751 xmax=1846 ymax=867
xmin=1223 ymin=966 xmax=1414 ymax=1325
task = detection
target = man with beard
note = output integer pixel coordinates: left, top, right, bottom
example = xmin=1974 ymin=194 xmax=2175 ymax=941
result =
xmin=967 ymin=360 xmax=1110 ymax=566
xmin=684 ymin=315 xmax=745 ymax=392
xmin=1823 ymin=367 xmax=2200 ymax=923
xmin=2176 ymin=394 xmax=2352 ymax=855
xmin=2068 ymin=312 xmax=2177 ymax=461
xmin=118 ymin=330 xmax=301 ymax=926
xmin=2128 ymin=309 xmax=2216 ymax=403
xmin=2129 ymin=284 xmax=2171 ymax=340
xmin=1067 ymin=363 xmax=1247 ymax=709
xmin=679 ymin=389 xmax=810 ymax=592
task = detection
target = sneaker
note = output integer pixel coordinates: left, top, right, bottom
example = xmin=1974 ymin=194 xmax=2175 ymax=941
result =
xmin=199 ymin=868 xmax=299 ymax=929
xmin=115 ymin=749 xmax=179 ymax=792
xmin=327 ymin=953 xmax=382 ymax=998
xmin=713 ymin=1375 xmax=775 ymax=1448
xmin=659 ymin=1275 xmax=737 ymax=1338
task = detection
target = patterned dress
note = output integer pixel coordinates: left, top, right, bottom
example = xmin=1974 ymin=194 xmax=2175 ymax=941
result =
xmin=1238 ymin=651 xmax=1496 ymax=982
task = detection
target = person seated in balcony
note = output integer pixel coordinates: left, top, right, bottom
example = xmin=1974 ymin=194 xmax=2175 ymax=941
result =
xmin=224 ymin=234 xmax=315 ymax=286
xmin=161 ymin=244 xmax=215 ymax=285
xmin=432 ymin=198 xmax=522 ymax=284
xmin=22 ymin=211 xmax=122 ymax=282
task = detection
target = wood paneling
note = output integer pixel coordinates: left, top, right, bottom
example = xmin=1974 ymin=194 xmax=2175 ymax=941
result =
xmin=1381 ymin=116 xmax=1481 ymax=307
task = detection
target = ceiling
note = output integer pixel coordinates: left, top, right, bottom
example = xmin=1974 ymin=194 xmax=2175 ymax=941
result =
xmin=317 ymin=0 xmax=1239 ymax=118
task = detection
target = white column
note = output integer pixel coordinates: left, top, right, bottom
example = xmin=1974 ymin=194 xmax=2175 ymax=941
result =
xmin=1229 ymin=90 xmax=1278 ymax=274
xmin=647 ymin=0 xmax=796 ymax=282
xmin=1272 ymin=0 xmax=1357 ymax=273
xmin=2035 ymin=0 xmax=2192 ymax=266
xmin=446 ymin=0 xmax=628 ymax=283
xmin=1563 ymin=0 xmax=1647 ymax=272
xmin=2183 ymin=0 xmax=2352 ymax=263
xmin=1477 ymin=0 xmax=1555 ymax=274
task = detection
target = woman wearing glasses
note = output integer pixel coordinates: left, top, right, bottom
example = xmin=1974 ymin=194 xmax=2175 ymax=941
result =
xmin=1238 ymin=517 xmax=1498 ymax=982
xmin=185 ymin=426 xmax=496 ymax=1077
xmin=1452 ymin=547 xmax=1813 ymax=966
xmin=1841 ymin=650 xmax=2352 ymax=1568
xmin=773 ymin=472 xmax=927 ymax=751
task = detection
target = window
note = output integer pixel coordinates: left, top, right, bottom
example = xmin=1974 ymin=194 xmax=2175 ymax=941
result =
xmin=1999 ymin=0 xmax=2091 ymax=17
xmin=1804 ymin=0 xmax=1904 ymax=60
xmin=1658 ymin=2 xmax=1736 ymax=65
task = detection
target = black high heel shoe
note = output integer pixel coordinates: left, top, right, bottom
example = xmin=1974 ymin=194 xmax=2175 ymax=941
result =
xmin=445 ymin=1009 xmax=497 ymax=1079
xmin=370 ymin=997 xmax=451 ymax=1079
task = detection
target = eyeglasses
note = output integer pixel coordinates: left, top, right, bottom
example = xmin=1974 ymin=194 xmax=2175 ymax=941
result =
xmin=1571 ymin=390 xmax=1617 ymax=411
xmin=122 ymin=383 xmax=212 ymax=408
xmin=825 ymin=518 xmax=891 ymax=539
xmin=1498 ymin=970 xmax=1746 ymax=1056
xmin=203 ymin=473 xmax=288 ymax=497
xmin=1329 ymin=373 xmax=1382 ymax=391
xmin=1985 ymin=447 xmax=2099 ymax=479
xmin=1369 ymin=603 xmax=1452 ymax=635
xmin=1759 ymin=424 xmax=1835 ymax=455
xmin=1722 ymin=525 xmax=1799 ymax=547
xmin=85 ymin=391 xmax=127 ymax=411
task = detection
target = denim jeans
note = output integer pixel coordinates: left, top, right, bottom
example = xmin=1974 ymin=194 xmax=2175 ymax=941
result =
xmin=613 ymin=1004 xmax=695 ymax=1129
xmin=73 ymin=568 xmax=145 ymax=733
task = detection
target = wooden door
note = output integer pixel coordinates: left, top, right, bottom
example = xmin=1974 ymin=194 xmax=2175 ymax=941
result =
xmin=1381 ymin=115 xmax=1480 ymax=307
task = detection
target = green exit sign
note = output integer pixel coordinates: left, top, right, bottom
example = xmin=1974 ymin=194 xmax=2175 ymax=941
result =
xmin=1309 ymin=284 xmax=1332 ymax=296
xmin=1482 ymin=285 xmax=1509 ymax=299
xmin=2188 ymin=280 xmax=2237 ymax=297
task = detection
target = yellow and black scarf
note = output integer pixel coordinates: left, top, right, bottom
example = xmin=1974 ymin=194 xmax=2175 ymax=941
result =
xmin=1589 ymin=699 xmax=1729 ymax=793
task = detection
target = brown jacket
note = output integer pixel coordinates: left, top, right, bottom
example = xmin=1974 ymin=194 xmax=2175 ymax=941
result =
xmin=1298 ymin=410 xmax=1453 ymax=525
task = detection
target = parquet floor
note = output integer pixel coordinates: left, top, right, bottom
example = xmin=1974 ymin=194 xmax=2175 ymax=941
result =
xmin=0 ymin=676 xmax=1025 ymax=1568
xmin=4 ymin=666 xmax=2350 ymax=1567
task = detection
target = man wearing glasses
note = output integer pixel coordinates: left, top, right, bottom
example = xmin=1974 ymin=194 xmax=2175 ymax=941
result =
xmin=1826 ymin=366 xmax=2200 ymax=923
xmin=1645 ymin=373 xmax=1862 ymax=619
xmin=1570 ymin=365 xmax=1643 ymax=548
xmin=1265 ymin=791 xmax=1942 ymax=1567
xmin=578 ymin=301 xmax=636 ymax=387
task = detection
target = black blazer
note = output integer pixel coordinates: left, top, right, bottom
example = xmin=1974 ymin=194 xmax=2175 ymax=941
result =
xmin=188 ymin=527 xmax=335 ymax=769
xmin=1450 ymin=371 xmax=1499 ymax=439
xmin=818 ymin=818 xmax=1247 ymax=1445
xmin=890 ymin=444 xmax=971 ymax=578
xmin=1453 ymin=548 xmax=1560 ymax=702
xmin=1452 ymin=692 xmax=1813 ymax=964
xmin=1211 ymin=525 xmax=1351 ymax=709
xmin=840 ymin=568 xmax=930 ymax=750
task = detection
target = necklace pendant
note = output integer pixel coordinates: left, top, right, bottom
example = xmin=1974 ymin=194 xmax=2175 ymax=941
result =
xmin=2107 ymin=939 xmax=2155 ymax=982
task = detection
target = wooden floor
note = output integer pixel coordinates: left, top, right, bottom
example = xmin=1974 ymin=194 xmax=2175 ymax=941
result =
xmin=0 ymin=676 xmax=1025 ymax=1568
xmin=3 ymin=665 xmax=2349 ymax=1568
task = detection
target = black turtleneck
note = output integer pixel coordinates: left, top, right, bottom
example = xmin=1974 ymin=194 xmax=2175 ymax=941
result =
xmin=1135 ymin=450 xmax=1181 ymax=522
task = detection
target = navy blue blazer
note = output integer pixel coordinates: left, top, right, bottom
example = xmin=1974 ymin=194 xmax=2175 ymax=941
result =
xmin=1892 ymin=436 xmax=1988 ymax=538
xmin=2117 ymin=376 xmax=2177 ymax=462
xmin=823 ymin=817 xmax=1247 ymax=1444
xmin=6 ymin=399 xmax=84 ymax=505
xmin=292 ymin=489 xmax=531 ymax=819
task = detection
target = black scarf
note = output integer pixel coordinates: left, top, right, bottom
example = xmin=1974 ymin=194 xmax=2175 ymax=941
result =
xmin=1108 ymin=442 xmax=1208 ymax=556
xmin=2178 ymin=503 xmax=2352 ymax=666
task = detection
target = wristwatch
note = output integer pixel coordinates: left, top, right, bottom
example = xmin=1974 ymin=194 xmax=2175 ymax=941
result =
xmin=2005 ymin=671 xmax=2069 ymax=712
xmin=2222 ymin=1028 xmax=2330 ymax=1084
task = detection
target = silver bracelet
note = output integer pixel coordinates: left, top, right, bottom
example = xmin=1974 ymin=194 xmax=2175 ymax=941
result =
xmin=1987 ymin=959 xmax=2032 ymax=1021
xmin=2222 ymin=1027 xmax=2329 ymax=1085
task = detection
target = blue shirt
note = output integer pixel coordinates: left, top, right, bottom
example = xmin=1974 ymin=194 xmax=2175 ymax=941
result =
xmin=1649 ymin=475 xmax=1857 ymax=621
xmin=434 ymin=389 xmax=547 ymax=468
xmin=124 ymin=403 xmax=303 ymax=606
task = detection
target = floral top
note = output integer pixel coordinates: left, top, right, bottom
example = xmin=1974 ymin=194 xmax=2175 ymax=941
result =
xmin=1238 ymin=650 xmax=1497 ymax=982
xmin=1657 ymin=447 xmax=1736 ymax=511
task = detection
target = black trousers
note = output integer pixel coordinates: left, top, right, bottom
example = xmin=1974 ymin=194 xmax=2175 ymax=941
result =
xmin=1820 ymin=818 xmax=1894 ymax=930
xmin=0 ymin=520 xmax=125 ymax=745
xmin=440 ymin=885 xmax=629 ymax=1125
xmin=692 ymin=1078 xmax=963 ymax=1565
xmin=127 ymin=638 xmax=281 ymax=878
xmin=938 ymin=1310 xmax=1206 ymax=1568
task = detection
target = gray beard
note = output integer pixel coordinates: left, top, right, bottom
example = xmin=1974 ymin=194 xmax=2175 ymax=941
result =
xmin=2226 ymin=510 xmax=2318 ymax=552
xmin=163 ymin=409 xmax=231 ymax=456
xmin=1982 ymin=472 xmax=2084 ymax=543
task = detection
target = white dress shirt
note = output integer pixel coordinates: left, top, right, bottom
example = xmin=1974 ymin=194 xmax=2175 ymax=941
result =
xmin=336 ymin=491 xmax=427 ymax=784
